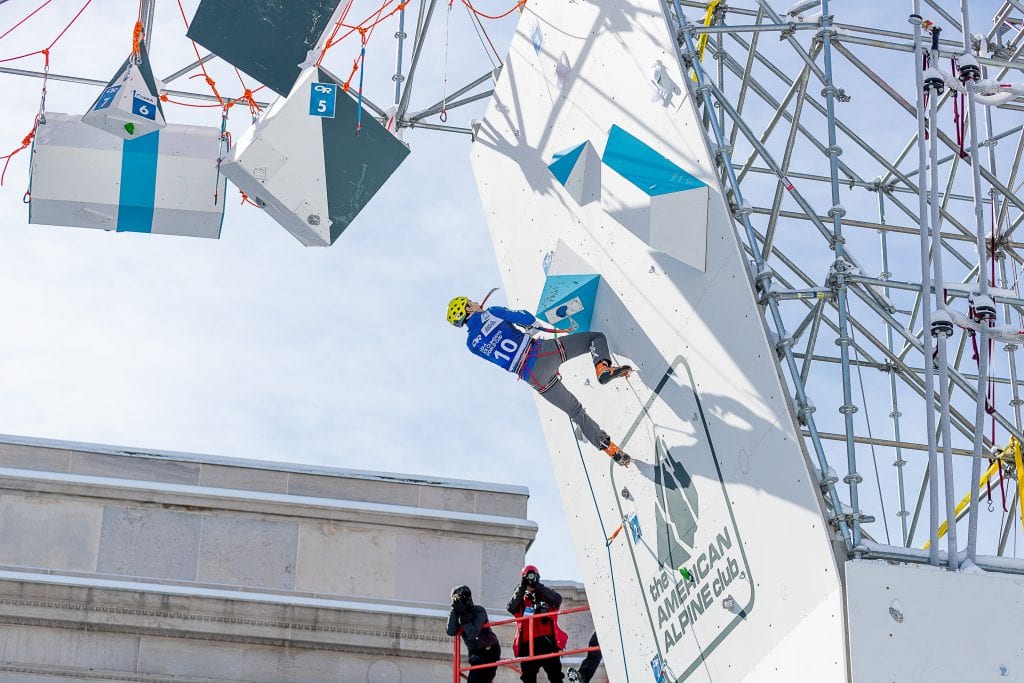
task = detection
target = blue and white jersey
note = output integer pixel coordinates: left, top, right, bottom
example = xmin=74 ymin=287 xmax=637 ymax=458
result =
xmin=465 ymin=306 xmax=536 ymax=373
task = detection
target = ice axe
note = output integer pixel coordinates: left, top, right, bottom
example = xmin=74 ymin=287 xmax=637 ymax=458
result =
xmin=479 ymin=287 xmax=500 ymax=308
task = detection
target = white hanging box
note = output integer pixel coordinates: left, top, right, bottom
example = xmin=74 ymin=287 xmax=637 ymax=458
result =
xmin=29 ymin=112 xmax=226 ymax=238
xmin=221 ymin=65 xmax=410 ymax=246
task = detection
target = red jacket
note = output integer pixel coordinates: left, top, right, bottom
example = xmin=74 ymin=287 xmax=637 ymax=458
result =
xmin=506 ymin=582 xmax=569 ymax=655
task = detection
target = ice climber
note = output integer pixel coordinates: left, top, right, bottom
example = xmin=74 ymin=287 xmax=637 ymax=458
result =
xmin=446 ymin=295 xmax=633 ymax=467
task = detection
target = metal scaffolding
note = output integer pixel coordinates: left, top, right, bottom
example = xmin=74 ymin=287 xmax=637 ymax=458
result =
xmin=668 ymin=0 xmax=1024 ymax=573
xmin=0 ymin=0 xmax=497 ymax=137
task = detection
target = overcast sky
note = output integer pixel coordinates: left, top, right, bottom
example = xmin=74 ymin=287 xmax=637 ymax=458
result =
xmin=0 ymin=0 xmax=582 ymax=581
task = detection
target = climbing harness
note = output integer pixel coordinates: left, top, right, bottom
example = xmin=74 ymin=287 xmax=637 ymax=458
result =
xmin=515 ymin=338 xmax=566 ymax=393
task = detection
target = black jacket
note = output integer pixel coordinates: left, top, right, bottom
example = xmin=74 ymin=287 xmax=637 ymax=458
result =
xmin=506 ymin=581 xmax=562 ymax=615
xmin=447 ymin=604 xmax=499 ymax=653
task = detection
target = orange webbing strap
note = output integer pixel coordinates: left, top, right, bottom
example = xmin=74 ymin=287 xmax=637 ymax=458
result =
xmin=606 ymin=522 xmax=624 ymax=546
xmin=132 ymin=20 xmax=143 ymax=56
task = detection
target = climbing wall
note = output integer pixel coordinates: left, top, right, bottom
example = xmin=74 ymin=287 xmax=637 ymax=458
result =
xmin=845 ymin=560 xmax=1024 ymax=682
xmin=470 ymin=1 xmax=849 ymax=680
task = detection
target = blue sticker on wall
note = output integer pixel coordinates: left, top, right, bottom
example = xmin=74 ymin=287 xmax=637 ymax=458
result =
xmin=94 ymin=85 xmax=121 ymax=111
xmin=628 ymin=514 xmax=642 ymax=543
xmin=650 ymin=655 xmax=666 ymax=683
xmin=309 ymin=82 xmax=337 ymax=118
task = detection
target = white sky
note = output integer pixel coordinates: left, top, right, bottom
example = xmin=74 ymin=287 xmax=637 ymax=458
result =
xmin=0 ymin=0 xmax=580 ymax=581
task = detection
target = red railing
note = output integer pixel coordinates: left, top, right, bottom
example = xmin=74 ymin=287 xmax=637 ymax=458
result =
xmin=452 ymin=605 xmax=599 ymax=682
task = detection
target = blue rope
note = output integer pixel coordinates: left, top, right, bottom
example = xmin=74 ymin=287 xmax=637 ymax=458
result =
xmin=356 ymin=45 xmax=366 ymax=131
xmin=571 ymin=418 xmax=631 ymax=683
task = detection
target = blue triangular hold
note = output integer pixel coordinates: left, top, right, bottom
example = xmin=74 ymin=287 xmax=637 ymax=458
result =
xmin=536 ymin=273 xmax=601 ymax=332
xmin=602 ymin=124 xmax=706 ymax=196
xmin=548 ymin=142 xmax=587 ymax=186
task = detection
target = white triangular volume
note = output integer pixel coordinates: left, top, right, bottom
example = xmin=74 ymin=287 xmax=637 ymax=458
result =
xmin=562 ymin=141 xmax=601 ymax=206
xmin=649 ymin=185 xmax=709 ymax=272
xmin=546 ymin=239 xmax=597 ymax=277
xmin=82 ymin=61 xmax=165 ymax=140
xmin=221 ymin=67 xmax=331 ymax=246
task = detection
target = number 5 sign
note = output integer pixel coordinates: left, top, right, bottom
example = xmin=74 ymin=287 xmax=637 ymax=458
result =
xmin=309 ymin=82 xmax=337 ymax=118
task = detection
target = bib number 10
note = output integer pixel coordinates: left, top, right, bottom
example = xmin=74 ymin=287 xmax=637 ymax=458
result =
xmin=492 ymin=337 xmax=519 ymax=363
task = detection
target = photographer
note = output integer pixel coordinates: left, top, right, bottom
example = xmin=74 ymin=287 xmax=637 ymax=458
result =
xmin=506 ymin=565 xmax=567 ymax=682
xmin=447 ymin=585 xmax=501 ymax=683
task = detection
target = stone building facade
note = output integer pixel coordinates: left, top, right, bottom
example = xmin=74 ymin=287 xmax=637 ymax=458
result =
xmin=0 ymin=436 xmax=601 ymax=682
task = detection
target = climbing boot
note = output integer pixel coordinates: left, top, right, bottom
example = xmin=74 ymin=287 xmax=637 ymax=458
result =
xmin=595 ymin=359 xmax=632 ymax=385
xmin=601 ymin=438 xmax=632 ymax=467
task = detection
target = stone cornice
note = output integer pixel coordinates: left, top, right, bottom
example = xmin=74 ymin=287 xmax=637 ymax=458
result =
xmin=0 ymin=467 xmax=537 ymax=544
xmin=0 ymin=433 xmax=529 ymax=496
xmin=0 ymin=575 xmax=455 ymax=659
xmin=0 ymin=664 xmax=229 ymax=683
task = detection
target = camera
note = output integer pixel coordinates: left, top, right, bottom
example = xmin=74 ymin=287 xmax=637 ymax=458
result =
xmin=535 ymin=600 xmax=549 ymax=614
xmin=451 ymin=585 xmax=473 ymax=610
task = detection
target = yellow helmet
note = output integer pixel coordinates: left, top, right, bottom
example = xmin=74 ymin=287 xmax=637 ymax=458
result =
xmin=447 ymin=296 xmax=469 ymax=327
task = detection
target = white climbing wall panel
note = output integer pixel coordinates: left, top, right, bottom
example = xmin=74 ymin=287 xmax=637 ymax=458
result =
xmin=845 ymin=560 xmax=1024 ymax=682
xmin=470 ymin=1 xmax=849 ymax=680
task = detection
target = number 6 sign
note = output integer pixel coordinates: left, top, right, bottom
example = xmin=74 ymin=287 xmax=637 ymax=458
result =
xmin=132 ymin=92 xmax=157 ymax=120
xmin=308 ymin=82 xmax=337 ymax=118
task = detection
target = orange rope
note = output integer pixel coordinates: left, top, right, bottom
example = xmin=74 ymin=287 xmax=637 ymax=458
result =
xmin=0 ymin=0 xmax=92 ymax=187
xmin=159 ymin=93 xmax=221 ymax=108
xmin=0 ymin=48 xmax=45 ymax=64
xmin=239 ymin=190 xmax=261 ymax=208
xmin=316 ymin=0 xmax=356 ymax=66
xmin=159 ymin=86 xmax=265 ymax=112
xmin=319 ymin=0 xmax=402 ymax=60
xmin=174 ymin=0 xmax=224 ymax=106
xmin=315 ymin=0 xmax=517 ymax=102
xmin=0 ymin=120 xmax=39 ymax=185
xmin=0 ymin=0 xmax=54 ymax=44
xmin=457 ymin=0 xmax=525 ymax=20
xmin=44 ymin=0 xmax=93 ymax=50
xmin=231 ymin=67 xmax=262 ymax=118
xmin=0 ymin=0 xmax=92 ymax=64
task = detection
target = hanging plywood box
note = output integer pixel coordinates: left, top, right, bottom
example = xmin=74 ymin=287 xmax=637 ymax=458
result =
xmin=28 ymin=113 xmax=226 ymax=238
xmin=186 ymin=0 xmax=343 ymax=96
xmin=221 ymin=66 xmax=410 ymax=247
